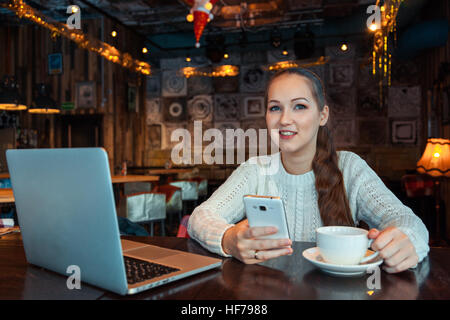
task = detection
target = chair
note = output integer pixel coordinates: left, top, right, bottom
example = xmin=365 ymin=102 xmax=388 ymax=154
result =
xmin=401 ymin=174 xmax=435 ymax=235
xmin=176 ymin=215 xmax=191 ymax=238
xmin=189 ymin=177 xmax=208 ymax=201
xmin=124 ymin=182 xmax=152 ymax=196
xmin=152 ymin=184 xmax=183 ymax=224
xmin=125 ymin=191 xmax=166 ymax=236
xmin=169 ymin=180 xmax=199 ymax=215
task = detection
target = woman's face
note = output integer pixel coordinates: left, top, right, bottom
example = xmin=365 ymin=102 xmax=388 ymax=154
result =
xmin=266 ymin=73 xmax=329 ymax=157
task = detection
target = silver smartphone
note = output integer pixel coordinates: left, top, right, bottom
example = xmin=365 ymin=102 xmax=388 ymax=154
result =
xmin=243 ymin=195 xmax=290 ymax=240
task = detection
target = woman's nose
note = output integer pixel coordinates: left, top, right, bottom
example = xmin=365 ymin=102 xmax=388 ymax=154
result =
xmin=280 ymin=109 xmax=293 ymax=126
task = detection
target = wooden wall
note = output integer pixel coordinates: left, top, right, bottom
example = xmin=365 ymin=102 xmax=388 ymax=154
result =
xmin=0 ymin=17 xmax=147 ymax=174
xmin=420 ymin=0 xmax=450 ymax=239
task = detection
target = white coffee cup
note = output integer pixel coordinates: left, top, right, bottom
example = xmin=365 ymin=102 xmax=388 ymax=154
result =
xmin=316 ymin=226 xmax=379 ymax=265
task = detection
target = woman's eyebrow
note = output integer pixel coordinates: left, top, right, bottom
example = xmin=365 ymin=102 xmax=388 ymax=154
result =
xmin=292 ymin=97 xmax=310 ymax=102
xmin=268 ymin=97 xmax=310 ymax=103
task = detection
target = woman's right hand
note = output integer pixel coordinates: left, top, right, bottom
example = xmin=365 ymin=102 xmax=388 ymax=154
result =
xmin=221 ymin=219 xmax=293 ymax=264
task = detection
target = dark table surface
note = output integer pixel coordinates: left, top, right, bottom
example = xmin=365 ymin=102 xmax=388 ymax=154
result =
xmin=1 ymin=233 xmax=449 ymax=300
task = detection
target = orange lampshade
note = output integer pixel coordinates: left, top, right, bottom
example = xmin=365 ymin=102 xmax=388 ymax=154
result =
xmin=417 ymin=138 xmax=450 ymax=177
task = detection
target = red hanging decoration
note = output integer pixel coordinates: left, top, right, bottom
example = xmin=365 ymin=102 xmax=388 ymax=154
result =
xmin=185 ymin=0 xmax=219 ymax=48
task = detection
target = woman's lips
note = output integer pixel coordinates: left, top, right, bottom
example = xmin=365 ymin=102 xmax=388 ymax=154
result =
xmin=279 ymin=130 xmax=297 ymax=140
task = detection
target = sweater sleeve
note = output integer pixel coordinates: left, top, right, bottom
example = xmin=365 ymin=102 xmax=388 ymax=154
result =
xmin=346 ymin=152 xmax=430 ymax=264
xmin=187 ymin=161 xmax=258 ymax=256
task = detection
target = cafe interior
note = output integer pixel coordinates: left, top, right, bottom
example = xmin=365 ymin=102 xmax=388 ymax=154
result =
xmin=0 ymin=0 xmax=449 ymax=300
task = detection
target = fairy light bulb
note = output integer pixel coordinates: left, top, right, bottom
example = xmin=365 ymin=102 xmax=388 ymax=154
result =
xmin=186 ymin=13 xmax=194 ymax=22
xmin=142 ymin=47 xmax=148 ymax=54
xmin=205 ymin=2 xmax=213 ymax=11
xmin=111 ymin=30 xmax=117 ymax=37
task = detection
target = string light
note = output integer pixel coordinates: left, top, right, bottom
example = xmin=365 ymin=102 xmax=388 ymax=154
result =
xmin=2 ymin=0 xmax=151 ymax=76
xmin=265 ymin=56 xmax=329 ymax=72
xmin=371 ymin=0 xmax=403 ymax=108
xmin=180 ymin=65 xmax=239 ymax=78
xmin=111 ymin=30 xmax=117 ymax=37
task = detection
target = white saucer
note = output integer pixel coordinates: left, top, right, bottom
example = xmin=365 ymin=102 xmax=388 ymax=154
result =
xmin=302 ymin=247 xmax=383 ymax=277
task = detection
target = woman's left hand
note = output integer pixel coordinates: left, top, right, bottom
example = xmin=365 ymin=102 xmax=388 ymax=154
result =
xmin=368 ymin=226 xmax=419 ymax=273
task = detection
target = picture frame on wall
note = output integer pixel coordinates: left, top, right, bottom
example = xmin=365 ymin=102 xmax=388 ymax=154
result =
xmin=75 ymin=81 xmax=96 ymax=109
xmin=391 ymin=120 xmax=416 ymax=144
xmin=48 ymin=53 xmax=63 ymax=75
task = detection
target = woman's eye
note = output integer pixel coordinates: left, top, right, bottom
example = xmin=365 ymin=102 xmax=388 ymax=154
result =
xmin=294 ymin=104 xmax=306 ymax=110
xmin=269 ymin=105 xmax=281 ymax=112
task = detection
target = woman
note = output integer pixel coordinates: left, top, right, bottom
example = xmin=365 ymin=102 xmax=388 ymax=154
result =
xmin=188 ymin=68 xmax=429 ymax=273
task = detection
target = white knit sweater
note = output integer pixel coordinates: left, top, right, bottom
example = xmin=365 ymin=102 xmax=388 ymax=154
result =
xmin=188 ymin=151 xmax=430 ymax=263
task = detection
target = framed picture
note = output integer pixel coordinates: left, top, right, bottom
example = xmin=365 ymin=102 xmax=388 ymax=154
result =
xmin=48 ymin=53 xmax=63 ymax=75
xmin=391 ymin=120 xmax=416 ymax=144
xmin=329 ymin=62 xmax=354 ymax=87
xmin=75 ymin=81 xmax=96 ymax=109
xmin=243 ymin=96 xmax=265 ymax=118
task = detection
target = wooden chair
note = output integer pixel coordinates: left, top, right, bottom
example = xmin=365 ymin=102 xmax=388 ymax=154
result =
xmin=125 ymin=191 xmax=166 ymax=236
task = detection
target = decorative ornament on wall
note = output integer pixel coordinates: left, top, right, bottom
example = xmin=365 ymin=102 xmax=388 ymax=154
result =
xmin=214 ymin=121 xmax=241 ymax=149
xmin=213 ymin=76 xmax=239 ymax=93
xmin=329 ymin=61 xmax=354 ymax=87
xmin=188 ymin=95 xmax=213 ymax=122
xmin=387 ymin=86 xmax=421 ymax=118
xmin=145 ymin=97 xmax=162 ymax=124
xmin=357 ymin=87 xmax=386 ymax=117
xmin=163 ymin=98 xmax=186 ymax=123
xmin=214 ymin=94 xmax=240 ymax=121
xmin=331 ymin=118 xmax=356 ymax=147
xmin=146 ymin=75 xmax=161 ymax=97
xmin=240 ymin=66 xmax=267 ymax=93
xmin=328 ymin=88 xmax=356 ymax=118
xmin=162 ymin=70 xmax=187 ymax=97
xmin=188 ymin=76 xmax=213 ymax=95
xmin=243 ymin=96 xmax=266 ymax=119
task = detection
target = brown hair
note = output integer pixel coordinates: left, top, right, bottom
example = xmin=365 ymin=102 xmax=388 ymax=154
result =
xmin=266 ymin=68 xmax=354 ymax=226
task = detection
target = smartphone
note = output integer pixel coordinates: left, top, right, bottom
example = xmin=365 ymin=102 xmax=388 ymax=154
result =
xmin=243 ymin=195 xmax=290 ymax=240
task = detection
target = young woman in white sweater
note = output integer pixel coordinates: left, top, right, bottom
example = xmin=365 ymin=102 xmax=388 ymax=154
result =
xmin=188 ymin=68 xmax=429 ymax=273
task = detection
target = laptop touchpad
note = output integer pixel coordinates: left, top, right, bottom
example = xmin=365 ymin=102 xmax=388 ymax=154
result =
xmin=124 ymin=245 xmax=179 ymax=260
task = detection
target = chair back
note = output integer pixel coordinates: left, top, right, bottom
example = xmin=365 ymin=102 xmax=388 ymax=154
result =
xmin=176 ymin=215 xmax=191 ymax=238
xmin=152 ymin=184 xmax=183 ymax=214
xmin=169 ymin=181 xmax=199 ymax=201
xmin=126 ymin=192 xmax=166 ymax=223
xmin=401 ymin=174 xmax=434 ymax=198
xmin=124 ymin=182 xmax=152 ymax=196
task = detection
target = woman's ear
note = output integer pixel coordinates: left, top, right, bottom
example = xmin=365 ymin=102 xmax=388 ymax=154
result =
xmin=319 ymin=105 xmax=329 ymax=126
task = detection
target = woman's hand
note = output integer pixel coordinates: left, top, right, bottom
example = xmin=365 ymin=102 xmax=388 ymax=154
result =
xmin=222 ymin=219 xmax=293 ymax=264
xmin=368 ymin=226 xmax=419 ymax=273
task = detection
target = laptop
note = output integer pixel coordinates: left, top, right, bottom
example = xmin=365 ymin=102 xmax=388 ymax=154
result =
xmin=6 ymin=148 xmax=222 ymax=295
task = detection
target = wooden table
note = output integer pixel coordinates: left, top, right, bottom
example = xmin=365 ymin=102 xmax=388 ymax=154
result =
xmin=0 ymin=234 xmax=449 ymax=300
xmin=0 ymin=188 xmax=14 ymax=203
xmin=0 ymin=175 xmax=159 ymax=204
xmin=146 ymin=169 xmax=193 ymax=175
xmin=111 ymin=175 xmax=159 ymax=184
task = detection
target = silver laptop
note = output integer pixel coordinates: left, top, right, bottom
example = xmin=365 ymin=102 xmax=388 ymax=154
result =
xmin=6 ymin=148 xmax=222 ymax=295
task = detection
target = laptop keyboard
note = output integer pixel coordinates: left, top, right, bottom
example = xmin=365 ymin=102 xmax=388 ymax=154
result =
xmin=124 ymin=256 xmax=180 ymax=285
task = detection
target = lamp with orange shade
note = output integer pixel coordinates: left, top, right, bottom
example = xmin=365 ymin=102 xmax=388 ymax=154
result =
xmin=417 ymin=138 xmax=450 ymax=246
